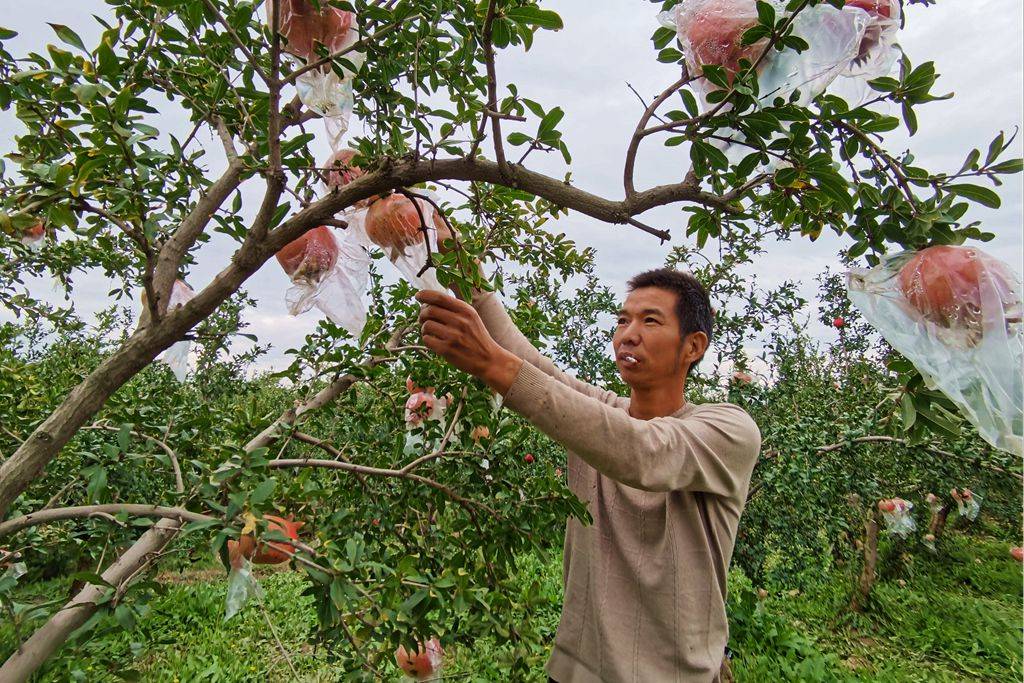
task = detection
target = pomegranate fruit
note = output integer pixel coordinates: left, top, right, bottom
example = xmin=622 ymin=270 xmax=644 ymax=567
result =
xmin=394 ymin=637 xmax=444 ymax=680
xmin=1011 ymin=547 xmax=1024 ymax=562
xmin=275 ymin=226 xmax=338 ymax=280
xmin=364 ymin=194 xmax=450 ymax=252
xmin=23 ymin=219 xmax=45 ymax=240
xmin=683 ymin=0 xmax=768 ymax=84
xmin=324 ymin=148 xmax=379 ymax=208
xmin=844 ymin=0 xmax=892 ymax=18
xmin=228 ymin=515 xmax=304 ymax=567
xmin=897 ymin=245 xmax=1021 ymax=329
xmin=833 ymin=317 xmax=845 ymax=328
xmin=877 ymin=499 xmax=896 ymax=513
xmin=524 ymin=454 xmax=535 ymax=464
xmin=269 ymin=0 xmax=355 ymax=63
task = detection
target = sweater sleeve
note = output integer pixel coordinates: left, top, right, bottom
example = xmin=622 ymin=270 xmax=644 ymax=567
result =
xmin=501 ymin=361 xmax=761 ymax=497
xmin=472 ymin=291 xmax=616 ymax=404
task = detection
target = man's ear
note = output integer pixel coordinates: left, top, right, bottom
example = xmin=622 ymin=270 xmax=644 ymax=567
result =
xmin=683 ymin=331 xmax=709 ymax=367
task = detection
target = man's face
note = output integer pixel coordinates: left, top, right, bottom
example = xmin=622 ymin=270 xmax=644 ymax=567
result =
xmin=612 ymin=287 xmax=705 ymax=388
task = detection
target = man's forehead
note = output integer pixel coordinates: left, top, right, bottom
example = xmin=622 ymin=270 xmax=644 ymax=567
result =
xmin=619 ymin=288 xmax=676 ymax=314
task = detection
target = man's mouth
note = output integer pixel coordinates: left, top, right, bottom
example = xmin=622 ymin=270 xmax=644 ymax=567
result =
xmin=618 ymin=351 xmax=640 ymax=367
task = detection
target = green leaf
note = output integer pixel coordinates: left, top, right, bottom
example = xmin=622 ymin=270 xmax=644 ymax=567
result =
xmin=250 ymin=477 xmax=277 ymax=506
xmin=988 ymin=159 xmax=1023 ymax=174
xmin=0 ymin=26 xmax=17 ymax=40
xmin=900 ymin=394 xmax=916 ymax=429
xmin=506 ymin=132 xmax=531 ymax=146
xmin=504 ymin=7 xmax=563 ymax=31
xmin=946 ymin=183 xmax=1000 ymax=209
xmin=756 ymin=1 xmax=776 ymax=27
xmin=48 ymin=23 xmax=86 ymax=52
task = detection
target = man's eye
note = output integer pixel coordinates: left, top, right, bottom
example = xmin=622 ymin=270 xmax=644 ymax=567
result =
xmin=616 ymin=318 xmax=627 ymax=325
xmin=645 ymin=318 xmax=659 ymax=324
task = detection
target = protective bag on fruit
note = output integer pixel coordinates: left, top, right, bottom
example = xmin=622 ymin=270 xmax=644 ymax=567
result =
xmin=271 ymin=0 xmax=364 ymax=150
xmin=403 ymin=380 xmax=449 ymax=455
xmin=658 ymin=0 xmax=866 ymax=165
xmin=953 ymin=489 xmax=982 ymax=521
xmin=878 ymin=498 xmax=915 ymax=538
xmin=158 ymin=280 xmax=196 ymax=382
xmin=835 ymin=0 xmax=901 ymax=87
xmin=847 ymin=246 xmax=1023 ymax=456
xmin=363 ymin=193 xmax=451 ymax=293
xmin=224 ymin=559 xmax=262 ymax=621
xmin=277 ymin=225 xmax=369 ymax=338
xmin=394 ymin=637 xmax=445 ymax=680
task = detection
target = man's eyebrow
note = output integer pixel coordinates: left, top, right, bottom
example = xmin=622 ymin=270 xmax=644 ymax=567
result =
xmin=617 ymin=308 xmax=665 ymax=316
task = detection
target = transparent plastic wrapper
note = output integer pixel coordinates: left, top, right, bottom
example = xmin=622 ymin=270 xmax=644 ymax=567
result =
xmin=18 ymin=220 xmax=45 ymax=251
xmin=403 ymin=378 xmax=449 ymax=455
xmin=659 ymin=0 xmax=866 ymax=166
xmin=394 ymin=637 xmax=445 ymax=681
xmin=951 ymin=488 xmax=981 ymax=521
xmin=156 ymin=280 xmax=196 ymax=382
xmin=877 ymin=498 xmax=915 ymax=538
xmin=276 ymin=225 xmax=368 ymax=337
xmin=271 ymin=1 xmax=364 ymax=150
xmin=224 ymin=560 xmax=262 ymax=621
xmin=364 ymin=193 xmax=451 ymax=293
xmin=847 ymin=246 xmax=1023 ymax=455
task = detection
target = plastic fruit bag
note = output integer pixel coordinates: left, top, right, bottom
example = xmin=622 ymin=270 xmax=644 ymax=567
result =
xmin=394 ymin=637 xmax=444 ymax=681
xmin=951 ymin=488 xmax=981 ymax=521
xmin=659 ymin=0 xmax=864 ymax=108
xmin=922 ymin=533 xmax=936 ymax=552
xmin=404 ymin=378 xmax=449 ymax=455
xmin=159 ymin=280 xmax=196 ymax=382
xmin=18 ymin=219 xmax=45 ymax=251
xmin=224 ymin=559 xmax=262 ymax=621
xmin=270 ymin=1 xmax=364 ymax=150
xmin=364 ymin=193 xmax=451 ymax=293
xmin=847 ymin=246 xmax=1023 ymax=455
xmin=877 ymin=498 xmax=915 ymax=538
xmin=276 ymin=225 xmax=368 ymax=337
xmin=659 ymin=0 xmax=865 ymax=165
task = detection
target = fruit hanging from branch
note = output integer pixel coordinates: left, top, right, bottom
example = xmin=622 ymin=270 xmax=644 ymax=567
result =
xmin=228 ymin=515 xmax=304 ymax=567
xmin=276 ymin=226 xmax=339 ymax=282
xmin=394 ymin=637 xmax=444 ymax=680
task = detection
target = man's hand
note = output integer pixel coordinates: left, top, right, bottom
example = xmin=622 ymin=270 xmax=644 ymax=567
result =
xmin=416 ymin=290 xmax=523 ymax=395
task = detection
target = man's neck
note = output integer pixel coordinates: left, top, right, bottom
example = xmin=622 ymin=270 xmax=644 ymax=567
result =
xmin=627 ymin=384 xmax=687 ymax=421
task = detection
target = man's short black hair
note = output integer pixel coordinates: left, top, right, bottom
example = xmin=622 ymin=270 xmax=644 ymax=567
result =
xmin=626 ymin=268 xmax=713 ymax=376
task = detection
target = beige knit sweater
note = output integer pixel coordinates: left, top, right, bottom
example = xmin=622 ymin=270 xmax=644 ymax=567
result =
xmin=473 ymin=292 xmax=761 ymax=683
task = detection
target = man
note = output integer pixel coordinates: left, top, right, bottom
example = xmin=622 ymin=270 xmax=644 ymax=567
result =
xmin=416 ymin=267 xmax=761 ymax=682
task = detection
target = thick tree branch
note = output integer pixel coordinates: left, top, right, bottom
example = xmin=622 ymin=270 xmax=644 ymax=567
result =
xmin=0 ymin=504 xmax=212 ymax=539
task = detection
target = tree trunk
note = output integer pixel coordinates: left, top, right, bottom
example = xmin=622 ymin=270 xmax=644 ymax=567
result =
xmin=850 ymin=511 xmax=879 ymax=612
xmin=0 ymin=520 xmax=180 ymax=683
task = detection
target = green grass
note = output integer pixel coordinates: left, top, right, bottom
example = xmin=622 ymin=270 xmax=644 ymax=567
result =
xmin=1 ymin=532 xmax=1020 ymax=681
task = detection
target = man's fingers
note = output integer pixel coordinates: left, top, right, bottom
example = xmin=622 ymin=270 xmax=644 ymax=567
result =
xmin=415 ymin=289 xmax=472 ymax=314
xmin=420 ymin=320 xmax=455 ymax=342
xmin=418 ymin=303 xmax=463 ymax=329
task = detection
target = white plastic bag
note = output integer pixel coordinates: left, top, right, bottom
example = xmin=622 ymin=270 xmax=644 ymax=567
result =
xmin=951 ymin=488 xmax=982 ymax=521
xmin=847 ymin=246 xmax=1023 ymax=455
xmin=276 ymin=225 xmax=369 ymax=338
xmin=363 ymin=193 xmax=451 ymax=293
xmin=224 ymin=559 xmax=262 ymax=621
xmin=878 ymin=498 xmax=915 ymax=538
xmin=18 ymin=220 xmax=45 ymax=251
xmin=159 ymin=280 xmax=196 ymax=382
xmin=403 ymin=378 xmax=449 ymax=455
xmin=271 ymin=1 xmax=364 ymax=150
xmin=659 ymin=0 xmax=867 ymax=165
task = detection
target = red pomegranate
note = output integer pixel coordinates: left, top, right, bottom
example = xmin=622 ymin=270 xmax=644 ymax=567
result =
xmin=845 ymin=0 xmax=892 ymax=18
xmin=269 ymin=0 xmax=355 ymax=63
xmin=275 ymin=226 xmax=338 ymax=279
xmin=394 ymin=637 xmax=444 ymax=680
xmin=228 ymin=515 xmax=304 ymax=567
xmin=897 ymin=245 xmax=1020 ymax=329
xmin=364 ymin=194 xmax=450 ymax=251
xmin=684 ymin=0 xmax=768 ymax=84
xmin=24 ymin=219 xmax=45 ymax=240
xmin=833 ymin=317 xmax=845 ymax=329
xmin=1011 ymin=547 xmax=1024 ymax=562
xmin=877 ymin=499 xmax=896 ymax=513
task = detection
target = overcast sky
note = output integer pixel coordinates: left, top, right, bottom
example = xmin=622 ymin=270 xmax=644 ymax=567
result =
xmin=1 ymin=0 xmax=1021 ymax=376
